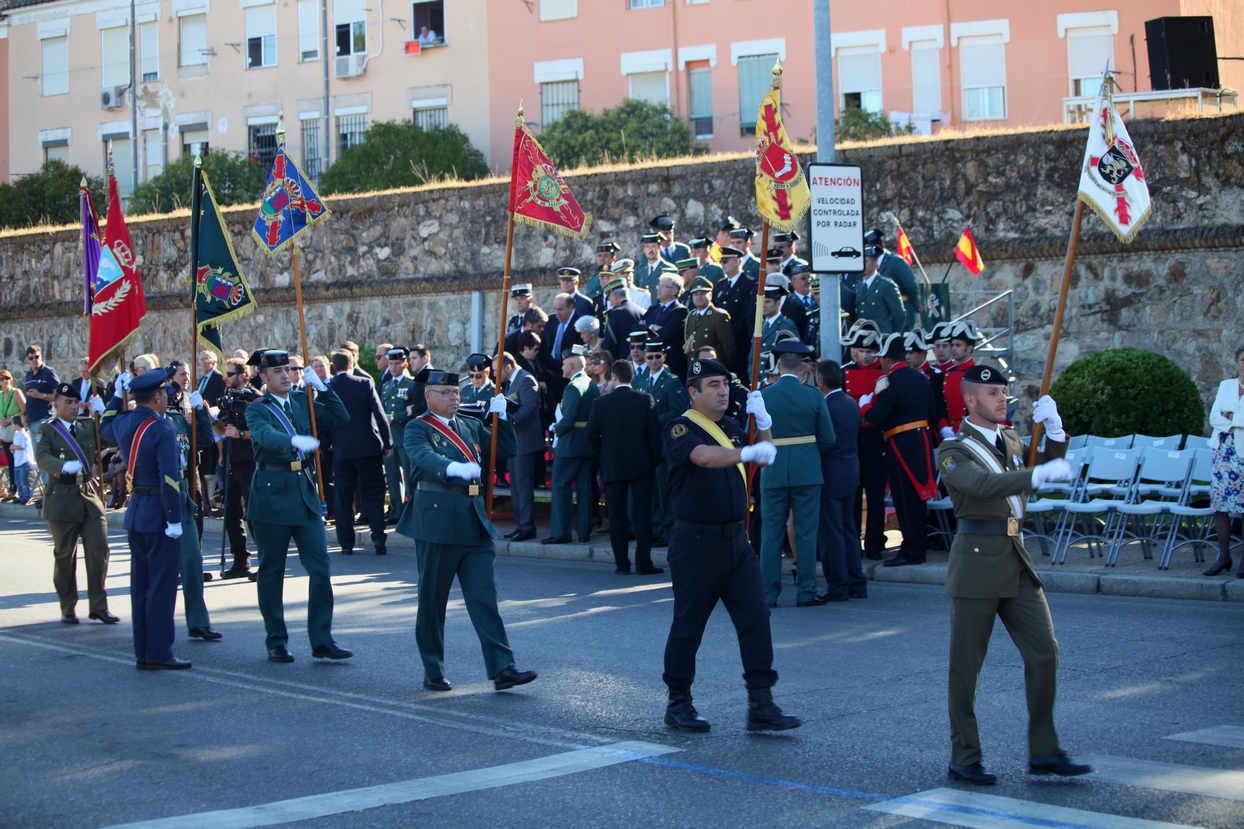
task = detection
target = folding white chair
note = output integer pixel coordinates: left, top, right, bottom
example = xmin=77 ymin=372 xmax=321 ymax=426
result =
xmin=1058 ymin=447 xmax=1142 ymax=564
xmin=1025 ymin=449 xmax=1087 ymax=560
xmin=1110 ymin=448 xmax=1191 ymax=566
xmin=1159 ymin=448 xmax=1216 ymax=569
xmin=1182 ymin=435 xmax=1210 ymax=452
xmin=1067 ymin=435 xmax=1088 ymax=451
xmin=1132 ymin=434 xmax=1182 ymax=450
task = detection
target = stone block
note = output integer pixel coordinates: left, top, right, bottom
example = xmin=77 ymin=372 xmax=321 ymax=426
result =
xmin=1099 ymin=574 xmax=1224 ymax=602
xmin=871 ymin=563 xmax=948 ymax=586
xmin=1223 ymin=580 xmax=1244 ymax=602
xmin=1037 ymin=570 xmax=1100 ymax=594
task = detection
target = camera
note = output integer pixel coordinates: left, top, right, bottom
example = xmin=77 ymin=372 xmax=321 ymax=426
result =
xmin=219 ymin=386 xmax=259 ymax=430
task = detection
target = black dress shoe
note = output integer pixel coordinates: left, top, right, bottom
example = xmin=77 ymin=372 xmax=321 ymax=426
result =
xmin=1029 ymin=754 xmax=1092 ymax=777
xmin=636 ymin=567 xmax=665 ymax=575
xmin=883 ymin=555 xmax=924 ymax=567
xmin=862 ymin=550 xmax=883 ymax=561
xmin=423 ymin=676 xmax=453 ymax=692
xmin=89 ymin=610 xmax=120 ymax=624
xmin=615 ymin=568 xmax=632 ymax=575
xmin=652 ymin=538 xmax=669 ymax=548
xmin=135 ymin=659 xmax=146 ymax=670
xmin=144 ymin=657 xmax=192 ymax=670
xmin=848 ymin=590 xmax=868 ymax=599
xmin=494 ymin=666 xmax=537 ymax=690
xmin=817 ymin=593 xmax=849 ymax=603
xmin=188 ymin=626 xmax=222 ymax=641
xmin=221 ymin=566 xmax=252 ymax=580
xmin=541 ymin=537 xmax=571 ymax=545
xmin=341 ymin=548 xmax=354 ymax=555
xmin=61 ymin=615 xmax=79 ymax=625
xmin=510 ymin=530 xmax=537 ymax=542
xmin=375 ymin=545 xmax=387 ymax=555
xmin=796 ymin=596 xmax=828 ymax=607
xmin=578 ymin=535 xmax=592 ymax=543
xmin=312 ymin=642 xmax=353 ymax=660
xmin=948 ymin=762 xmax=997 ymax=785
xmin=504 ymin=529 xmax=521 ymax=539
xmin=268 ymin=646 xmax=295 ymax=663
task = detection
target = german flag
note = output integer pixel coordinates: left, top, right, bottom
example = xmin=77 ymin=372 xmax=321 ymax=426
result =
xmin=954 ymin=228 xmax=985 ymax=276
xmin=895 ymin=226 xmax=915 ymax=265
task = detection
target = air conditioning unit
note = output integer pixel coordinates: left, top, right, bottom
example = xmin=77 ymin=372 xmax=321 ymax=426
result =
xmin=100 ymin=86 xmax=125 ymax=110
xmin=334 ymin=53 xmax=366 ymax=79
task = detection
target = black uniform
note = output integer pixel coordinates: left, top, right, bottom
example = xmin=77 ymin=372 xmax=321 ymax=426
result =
xmin=219 ymin=386 xmax=259 ymax=573
xmin=712 ymin=275 xmax=757 ymax=378
xmin=662 ymin=412 xmax=777 ymax=692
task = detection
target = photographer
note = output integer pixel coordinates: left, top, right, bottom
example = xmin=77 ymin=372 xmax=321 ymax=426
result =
xmin=218 ymin=358 xmax=260 ymax=579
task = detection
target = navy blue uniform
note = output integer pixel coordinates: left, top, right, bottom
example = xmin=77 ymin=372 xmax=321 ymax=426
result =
xmin=103 ymin=405 xmax=185 ymax=664
xmin=662 ymin=413 xmax=777 ymax=692
xmin=712 ymin=275 xmax=757 ymax=378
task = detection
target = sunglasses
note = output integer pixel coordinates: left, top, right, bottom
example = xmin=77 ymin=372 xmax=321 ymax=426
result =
xmin=469 ymin=372 xmax=487 ymax=378
xmin=645 ymin=355 xmax=664 ymax=361
xmin=227 ymin=371 xmax=246 ymax=377
xmin=630 ymin=345 xmax=645 ymax=351
xmin=289 ymin=367 xmax=304 ymax=372
xmin=428 ymin=389 xmax=460 ymax=398
xmin=27 ymin=356 xmax=40 ymax=362
xmin=589 ymin=359 xmax=604 ymax=365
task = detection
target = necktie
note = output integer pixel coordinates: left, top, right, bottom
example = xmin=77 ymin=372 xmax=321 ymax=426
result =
xmin=70 ymin=422 xmax=77 ymax=438
xmin=449 ymin=419 xmax=460 ymax=436
xmin=994 ymin=434 xmax=1005 ymax=454
xmin=553 ymin=322 xmax=565 ymax=359
xmin=284 ymin=400 xmax=293 ymax=420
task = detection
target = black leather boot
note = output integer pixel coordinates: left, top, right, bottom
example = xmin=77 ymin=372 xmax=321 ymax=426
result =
xmin=746 ymin=687 xmax=801 ymax=732
xmin=664 ymin=687 xmax=710 ymax=732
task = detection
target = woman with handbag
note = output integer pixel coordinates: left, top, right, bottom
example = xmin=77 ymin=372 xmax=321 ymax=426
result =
xmin=1204 ymin=346 xmax=1244 ymax=577
xmin=0 ymin=370 xmax=27 ymax=500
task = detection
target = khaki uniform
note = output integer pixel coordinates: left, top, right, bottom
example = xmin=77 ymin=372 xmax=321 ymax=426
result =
xmin=682 ymin=305 xmax=736 ymax=367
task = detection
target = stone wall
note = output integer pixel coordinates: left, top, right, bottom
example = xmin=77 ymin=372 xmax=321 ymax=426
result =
xmin=1 ymin=113 xmax=1241 ymax=429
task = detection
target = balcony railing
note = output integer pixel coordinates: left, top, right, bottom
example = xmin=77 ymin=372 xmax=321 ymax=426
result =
xmin=1063 ymin=87 xmax=1238 ymax=124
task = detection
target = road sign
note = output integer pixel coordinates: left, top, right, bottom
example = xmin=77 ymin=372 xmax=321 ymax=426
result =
xmin=807 ymin=163 xmax=865 ymax=274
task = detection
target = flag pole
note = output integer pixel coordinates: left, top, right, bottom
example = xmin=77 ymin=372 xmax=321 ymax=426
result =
xmin=748 ymin=221 xmax=770 ymax=401
xmin=1026 ymin=199 xmax=1084 ymax=467
xmin=486 ymin=210 xmax=516 ymax=520
xmin=81 ymin=177 xmax=108 ymax=501
xmin=896 ymin=221 xmax=932 ymax=288
xmin=187 ymin=155 xmax=203 ymax=504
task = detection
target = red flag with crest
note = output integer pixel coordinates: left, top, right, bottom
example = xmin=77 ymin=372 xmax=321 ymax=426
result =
xmin=509 ymin=107 xmax=591 ymax=239
xmin=88 ymin=173 xmax=148 ymax=373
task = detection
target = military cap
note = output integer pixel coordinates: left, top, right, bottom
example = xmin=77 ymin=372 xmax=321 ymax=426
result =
xmin=906 ymin=329 xmax=931 ymax=352
xmin=602 ymin=275 xmax=628 ymax=294
xmin=629 ymin=328 xmax=650 ymax=343
xmin=465 ymin=353 xmax=492 ymax=370
xmin=929 ymin=321 xmax=952 ymax=342
xmin=675 ymin=257 xmax=699 ymax=271
xmin=641 ymin=232 xmax=662 ymax=244
xmin=561 ymin=344 xmax=589 ymax=360
xmin=864 ymin=227 xmax=884 ymax=246
xmin=53 ymin=381 xmax=81 ymax=399
xmin=597 ymin=241 xmax=621 ymax=253
xmin=766 ymin=248 xmax=783 ymax=263
xmin=841 ymin=322 xmax=882 ymax=350
xmin=511 ymin=283 xmax=533 ymax=296
xmin=644 ymin=339 xmax=667 ymax=353
xmin=556 ymin=267 xmax=581 ymax=279
xmin=863 ymin=244 xmax=884 ymax=259
xmin=649 ymin=215 xmax=676 ymax=232
xmin=611 ymin=258 xmax=635 ymax=274
xmin=946 ymin=320 xmax=981 ymax=344
xmin=962 ymin=364 xmax=1007 ymax=385
xmin=878 ymin=333 xmax=908 ymax=360
xmin=774 ymin=231 xmax=800 ymax=243
xmin=386 ymin=346 xmax=410 ymax=361
xmin=247 ymin=348 xmax=289 ymax=369
xmin=423 ymin=369 xmax=460 ymax=387
xmin=717 ymin=216 xmax=741 ymax=232
xmin=717 ymin=246 xmax=744 ymax=261
xmin=131 ymin=365 xmax=177 ymax=394
xmin=685 ymin=358 xmax=730 ymax=385
xmin=728 ymin=227 xmax=755 ymax=240
xmin=772 ymin=339 xmax=814 ymax=356
xmin=764 ymin=283 xmax=789 ymax=298
xmin=689 ymin=237 xmax=710 ymax=250
xmin=788 ymin=261 xmax=811 ymax=275
xmin=687 ymin=275 xmax=714 ymax=293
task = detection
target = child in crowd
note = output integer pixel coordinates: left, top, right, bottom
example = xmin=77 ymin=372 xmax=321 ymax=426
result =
xmin=10 ymin=416 xmax=31 ymax=505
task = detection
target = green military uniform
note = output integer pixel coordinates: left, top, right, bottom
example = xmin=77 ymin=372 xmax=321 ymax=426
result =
xmin=747 ymin=314 xmax=799 ymax=384
xmin=937 ymin=418 xmax=1069 ymax=768
xmin=634 ymin=363 xmax=688 ymax=542
xmin=683 ymin=305 xmax=736 ymax=367
xmin=550 ymin=372 xmax=600 ymax=541
xmin=855 ymin=274 xmax=906 ymax=335
xmin=245 ymin=386 xmax=349 ymax=652
xmin=698 ymin=260 xmax=725 ymax=285
xmin=167 ymin=405 xmax=212 ymax=631
xmin=758 ymin=371 xmax=836 ymax=605
xmin=395 ymin=406 xmax=519 ymax=681
xmin=381 ymin=369 xmax=415 ymax=522
xmin=33 ymin=415 xmax=111 ymax=620
xmin=741 ymin=253 xmax=761 ymax=280
xmin=459 ymin=379 xmax=495 ymax=407
xmin=583 ymin=271 xmax=604 ymax=300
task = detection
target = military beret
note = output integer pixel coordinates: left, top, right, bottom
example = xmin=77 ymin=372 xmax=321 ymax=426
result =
xmin=511 ymin=283 xmax=533 ymax=296
xmin=864 ymin=227 xmax=883 ymax=246
xmin=688 ymin=237 xmax=710 ymax=250
xmin=687 ymin=275 xmax=714 ymax=293
xmin=772 ymin=339 xmax=814 ymax=356
xmin=717 ymin=246 xmax=744 ymax=261
xmin=863 ymin=245 xmax=884 ymax=259
xmin=641 ymin=232 xmax=662 ymax=244
xmin=685 ymin=358 xmax=730 ymax=385
xmin=649 ymin=214 xmax=675 ymax=232
xmin=423 ymin=369 xmax=460 ymax=387
xmin=465 ymin=353 xmax=492 ymax=370
xmin=247 ymin=349 xmax=289 ymax=369
xmin=675 ymin=258 xmax=699 ymax=271
xmin=386 ymin=346 xmax=410 ymax=361
xmin=597 ymin=241 xmax=621 ymax=253
xmin=610 ymin=259 xmax=635 ymax=274
xmin=774 ymin=231 xmax=800 ymax=243
xmin=962 ymin=364 xmax=1007 ymax=385
xmin=728 ymin=227 xmax=755 ymax=240
xmin=131 ymin=366 xmax=177 ymax=394
xmin=53 ymin=381 xmax=81 ymax=399
xmin=717 ymin=216 xmax=740 ymax=232
xmin=556 ymin=267 xmax=581 ymax=279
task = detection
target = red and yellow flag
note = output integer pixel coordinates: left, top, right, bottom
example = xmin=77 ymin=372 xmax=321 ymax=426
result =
xmin=754 ymin=61 xmax=810 ymax=233
xmin=954 ymin=228 xmax=985 ymax=276
xmin=896 ymin=226 xmax=915 ymax=265
xmin=88 ymin=171 xmax=148 ymax=373
xmin=509 ymin=105 xmax=591 ymax=239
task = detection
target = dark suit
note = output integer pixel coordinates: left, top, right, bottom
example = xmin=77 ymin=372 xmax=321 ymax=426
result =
xmin=644 ymin=300 xmax=689 ymax=378
xmin=779 ymin=296 xmax=809 ymax=340
xmin=712 ymin=274 xmax=757 ymax=377
xmin=194 ymin=370 xmax=225 ymax=489
xmin=818 ymin=389 xmax=865 ymax=600
xmin=603 ymin=300 xmax=646 ymax=360
xmin=586 ymin=386 xmax=661 ymax=572
xmin=504 ymin=367 xmax=542 ymax=535
xmin=567 ymin=291 xmax=594 ymax=318
xmin=329 ymin=372 xmax=392 ymax=552
xmin=878 ymin=251 xmax=921 ymax=331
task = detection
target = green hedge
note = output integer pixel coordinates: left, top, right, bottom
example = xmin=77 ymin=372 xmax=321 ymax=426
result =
xmin=356 ymin=345 xmax=384 ymax=387
xmin=1048 ymin=348 xmax=1205 ymax=438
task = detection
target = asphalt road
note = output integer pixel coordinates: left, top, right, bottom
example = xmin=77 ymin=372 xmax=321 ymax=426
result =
xmin=1 ymin=517 xmax=1241 ymax=829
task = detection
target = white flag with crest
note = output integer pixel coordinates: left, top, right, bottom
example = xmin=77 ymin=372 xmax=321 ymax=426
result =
xmin=1077 ymin=72 xmax=1152 ymax=243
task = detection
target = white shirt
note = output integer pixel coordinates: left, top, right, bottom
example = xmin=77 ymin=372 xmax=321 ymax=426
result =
xmin=648 ymin=367 xmax=665 ymax=383
xmin=12 ymin=429 xmax=30 ymax=465
xmin=962 ymin=417 xmax=1004 ymax=448
xmin=861 ymin=274 xmax=876 ymax=291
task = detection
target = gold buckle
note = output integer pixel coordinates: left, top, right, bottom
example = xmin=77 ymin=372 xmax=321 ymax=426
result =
xmin=290 ymin=460 xmax=303 ymax=472
xmin=1007 ymin=517 xmax=1020 ymax=537
xmin=468 ymin=484 xmax=480 ymax=497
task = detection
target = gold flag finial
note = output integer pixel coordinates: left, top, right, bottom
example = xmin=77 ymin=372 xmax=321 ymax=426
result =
xmin=79 ymin=176 xmax=88 ymax=189
xmin=193 ymin=153 xmax=202 ymax=167
xmin=516 ymin=101 xmax=525 ymax=128
xmin=772 ymin=59 xmax=783 ymax=88
xmin=276 ymin=119 xmax=286 ymax=146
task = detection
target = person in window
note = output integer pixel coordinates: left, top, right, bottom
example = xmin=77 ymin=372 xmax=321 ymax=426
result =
xmin=417 ymin=25 xmax=438 ymax=46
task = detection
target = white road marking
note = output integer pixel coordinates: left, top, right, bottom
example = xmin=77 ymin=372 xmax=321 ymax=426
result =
xmin=1165 ymin=725 xmax=1244 ymax=749
xmin=1082 ymin=755 xmax=1244 ymax=802
xmin=865 ymin=787 xmax=1205 ymax=829
xmin=100 ymin=741 xmax=680 ymax=829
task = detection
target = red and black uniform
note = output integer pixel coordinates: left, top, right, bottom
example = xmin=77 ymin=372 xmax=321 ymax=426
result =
xmin=843 ymin=358 xmax=887 ymax=557
xmin=938 ymin=357 xmax=975 ymax=434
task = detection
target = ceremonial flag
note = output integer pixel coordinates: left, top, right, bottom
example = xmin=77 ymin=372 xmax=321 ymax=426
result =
xmin=252 ymin=146 xmax=330 ymax=255
xmin=509 ymin=108 xmax=591 ymax=238
xmin=895 ymin=226 xmax=915 ymax=265
xmin=754 ymin=60 xmax=811 ymax=233
xmin=1077 ymin=71 xmax=1151 ymax=243
xmin=195 ymin=170 xmax=257 ymax=360
xmin=87 ymin=173 xmax=148 ymax=374
xmin=954 ymin=228 xmax=985 ymax=276
xmin=80 ymin=180 xmax=102 ymax=317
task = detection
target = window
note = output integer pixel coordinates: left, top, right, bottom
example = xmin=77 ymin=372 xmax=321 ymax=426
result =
xmin=140 ymin=22 xmax=159 ymax=82
xmin=143 ymin=130 xmax=163 ymax=181
xmin=688 ymin=65 xmax=713 ymax=138
xmin=737 ymin=53 xmax=777 ymax=131
xmin=838 ymin=46 xmax=882 ymax=113
xmin=180 ymin=14 xmax=208 ymax=67
xmin=959 ymin=36 xmax=1006 ymax=120
xmin=1067 ymin=27 xmax=1113 ymax=96
xmin=540 ymin=80 xmax=579 ymax=126
xmin=628 ymin=0 xmax=663 ymax=7
xmin=910 ymin=41 xmax=941 ymax=117
xmin=337 ymin=114 xmax=367 ymax=157
xmin=413 ymin=106 xmax=448 ymax=130
xmin=105 ymin=137 xmax=135 ymax=196
xmin=181 ymin=129 xmax=209 ymax=158
xmin=44 ymin=145 xmax=69 ymax=164
xmin=101 ymin=26 xmax=130 ymax=88
xmin=411 ymin=0 xmax=445 ymax=45
xmin=42 ymin=36 xmax=69 ymax=96
xmin=629 ymin=71 xmax=668 ymax=107
xmin=249 ymin=123 xmax=278 ymax=170
xmin=301 ymin=119 xmax=322 ymax=181
xmin=540 ymin=0 xmax=575 ymax=21
xmin=246 ymin=6 xmax=277 ymax=69
xmin=298 ymin=0 xmax=320 ymax=61
xmin=336 ymin=21 xmax=366 ymax=55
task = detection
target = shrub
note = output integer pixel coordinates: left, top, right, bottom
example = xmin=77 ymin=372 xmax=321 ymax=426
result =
xmin=1048 ymin=348 xmax=1205 ymax=438
xmin=538 ymin=99 xmax=707 ymax=170
xmin=356 ymin=345 xmax=384 ymax=387
xmin=835 ymin=107 xmax=918 ymax=143
xmin=129 ymin=151 xmax=268 ymax=215
xmin=318 ymin=121 xmax=489 ymax=195
xmin=0 ymin=160 xmax=105 ymax=229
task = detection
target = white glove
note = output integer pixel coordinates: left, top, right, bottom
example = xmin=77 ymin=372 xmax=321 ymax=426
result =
xmin=858 ymin=393 xmax=874 ymax=409
xmin=740 ymin=441 xmax=777 ymax=466
xmin=88 ymin=396 xmax=106 ymax=415
xmin=208 ymin=406 xmax=220 ymax=420
xmin=189 ymin=391 xmax=204 ymax=409
xmin=290 ymin=435 xmax=320 ymax=453
xmin=746 ymin=391 xmax=772 ymax=431
xmin=164 ymin=522 xmax=183 ymax=539
xmin=118 ymin=370 xmax=132 ymax=392
xmin=446 ymin=461 xmax=482 ymax=480
xmin=304 ymin=371 xmax=327 ymax=392
xmin=488 ymin=394 xmax=508 ymax=419
xmin=940 ymin=426 xmax=956 ymax=440
xmin=1031 ymin=458 xmax=1073 ymax=488
xmin=62 ymin=460 xmax=84 ymax=475
xmin=1032 ymin=394 xmax=1065 ymax=440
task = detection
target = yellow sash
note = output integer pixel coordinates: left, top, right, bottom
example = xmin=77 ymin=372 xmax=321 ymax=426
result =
xmin=683 ymin=408 xmax=747 ymax=488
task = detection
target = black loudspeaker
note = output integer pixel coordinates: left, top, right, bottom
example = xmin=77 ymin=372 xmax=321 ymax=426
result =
xmin=1145 ymin=17 xmax=1219 ymax=91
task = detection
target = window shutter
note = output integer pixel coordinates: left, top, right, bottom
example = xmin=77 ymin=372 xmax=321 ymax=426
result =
xmin=910 ymin=42 xmax=941 ymax=116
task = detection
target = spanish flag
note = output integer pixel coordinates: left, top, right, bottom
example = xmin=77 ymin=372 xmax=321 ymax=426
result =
xmin=954 ymin=228 xmax=985 ymax=276
xmin=895 ymin=226 xmax=915 ymax=265
xmin=754 ymin=61 xmax=810 ymax=233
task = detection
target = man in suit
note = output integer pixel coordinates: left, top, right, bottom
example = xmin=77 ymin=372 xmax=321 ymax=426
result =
xmin=71 ymin=360 xmax=103 ymax=419
xmin=866 ymin=227 xmax=922 ymax=332
xmin=215 ymin=358 xmax=260 ymax=577
xmin=712 ymin=247 xmax=757 ymax=379
xmin=328 ymin=350 xmax=391 ymax=555
xmin=544 ymin=352 xmax=600 ymax=544
xmin=757 ymin=341 xmax=836 ymax=607
xmin=557 ymin=267 xmax=594 ymax=318
xmin=601 ymin=275 xmax=646 ymax=360
xmin=499 ymin=353 xmax=541 ymax=542
xmin=937 ymin=365 xmax=1089 ymax=785
xmin=689 ymin=237 xmax=724 ymax=285
xmin=769 ymin=273 xmax=808 ymax=341
xmin=645 ymin=272 xmax=690 ymax=379
xmin=775 ymin=231 xmax=809 ymax=277
xmin=396 ymin=369 xmax=536 ymax=693
xmin=683 ymin=276 xmax=736 ymax=368
xmin=747 ymin=283 xmax=799 ymax=384
xmin=634 ymin=341 xmax=688 ymax=546
xmin=587 ymin=360 xmax=663 ymax=575
xmin=786 ymin=262 xmax=818 ymax=320
xmin=542 ymin=293 xmax=584 ymax=389
xmin=729 ymin=228 xmax=762 ymax=280
xmin=245 ymin=349 xmax=352 ymax=663
xmin=814 ymin=360 xmax=865 ymax=602
xmin=856 ymin=246 xmax=906 ymax=335
xmin=583 ymin=242 xmax=620 ymax=300
xmin=506 ymin=284 xmax=536 ymax=334
xmin=651 ymin=214 xmax=692 ymax=267
xmin=35 ymin=382 xmax=117 ymax=625
xmin=862 ymin=333 xmax=939 ymax=567
xmin=637 ymin=232 xmax=675 ymax=297
xmin=381 ymin=347 xmax=415 ymax=525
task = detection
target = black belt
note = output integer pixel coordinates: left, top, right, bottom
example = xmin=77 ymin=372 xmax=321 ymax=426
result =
xmin=131 ymin=485 xmax=160 ymax=496
xmin=417 ymin=480 xmax=480 ymax=497
xmin=957 ymin=518 xmax=1021 ymax=537
xmin=257 ymin=461 xmax=306 ymax=472
xmin=57 ymin=474 xmax=78 ymax=484
xmin=673 ymin=519 xmax=746 ymax=538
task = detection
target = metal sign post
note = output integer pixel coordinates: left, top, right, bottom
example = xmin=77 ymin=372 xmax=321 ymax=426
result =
xmin=807 ymin=163 xmax=865 ymax=361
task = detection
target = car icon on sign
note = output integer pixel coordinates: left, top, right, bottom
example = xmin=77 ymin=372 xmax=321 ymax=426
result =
xmin=831 ymin=246 xmax=861 ymax=259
